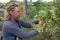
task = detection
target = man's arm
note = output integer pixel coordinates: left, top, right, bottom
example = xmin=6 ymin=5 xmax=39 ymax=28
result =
xmin=19 ymin=20 xmax=40 ymax=28
xmin=19 ymin=20 xmax=32 ymax=28
xmin=5 ymin=24 xmax=38 ymax=38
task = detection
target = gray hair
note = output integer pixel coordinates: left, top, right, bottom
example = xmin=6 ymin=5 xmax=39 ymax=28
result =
xmin=4 ymin=10 xmax=10 ymax=20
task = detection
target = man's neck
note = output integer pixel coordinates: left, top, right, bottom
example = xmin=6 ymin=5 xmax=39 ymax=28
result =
xmin=10 ymin=17 xmax=19 ymax=23
xmin=10 ymin=17 xmax=16 ymax=22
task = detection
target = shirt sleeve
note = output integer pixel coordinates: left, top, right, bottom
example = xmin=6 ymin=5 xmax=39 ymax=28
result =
xmin=5 ymin=24 xmax=38 ymax=38
xmin=19 ymin=20 xmax=32 ymax=28
xmin=19 ymin=20 xmax=39 ymax=28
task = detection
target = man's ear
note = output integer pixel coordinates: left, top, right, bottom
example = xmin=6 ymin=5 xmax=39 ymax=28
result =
xmin=10 ymin=11 xmax=14 ymax=16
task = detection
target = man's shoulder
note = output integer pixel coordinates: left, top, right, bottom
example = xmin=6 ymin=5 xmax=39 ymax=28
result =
xmin=3 ymin=20 xmax=13 ymax=26
xmin=2 ymin=21 xmax=14 ymax=29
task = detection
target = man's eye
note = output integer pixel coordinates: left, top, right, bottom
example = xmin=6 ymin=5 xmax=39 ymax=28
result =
xmin=18 ymin=11 xmax=20 ymax=13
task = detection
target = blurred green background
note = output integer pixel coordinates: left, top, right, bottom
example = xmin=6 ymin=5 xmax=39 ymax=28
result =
xmin=0 ymin=0 xmax=60 ymax=40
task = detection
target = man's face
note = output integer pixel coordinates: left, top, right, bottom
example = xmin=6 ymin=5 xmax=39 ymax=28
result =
xmin=12 ymin=6 xmax=20 ymax=20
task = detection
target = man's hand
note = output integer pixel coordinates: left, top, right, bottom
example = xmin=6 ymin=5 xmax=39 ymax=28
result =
xmin=42 ymin=23 xmax=46 ymax=29
xmin=16 ymin=37 xmax=22 ymax=40
xmin=34 ymin=18 xmax=43 ymax=24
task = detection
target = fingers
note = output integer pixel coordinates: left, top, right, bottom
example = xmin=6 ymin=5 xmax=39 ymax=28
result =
xmin=42 ymin=23 xmax=46 ymax=29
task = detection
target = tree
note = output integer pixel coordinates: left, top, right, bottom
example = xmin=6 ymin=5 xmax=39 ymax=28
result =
xmin=23 ymin=0 xmax=27 ymax=17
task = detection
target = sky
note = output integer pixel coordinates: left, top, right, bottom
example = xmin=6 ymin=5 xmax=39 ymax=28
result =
xmin=0 ymin=0 xmax=53 ymax=3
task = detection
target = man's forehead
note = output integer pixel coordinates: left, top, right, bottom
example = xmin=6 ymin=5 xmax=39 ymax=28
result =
xmin=15 ymin=7 xmax=20 ymax=11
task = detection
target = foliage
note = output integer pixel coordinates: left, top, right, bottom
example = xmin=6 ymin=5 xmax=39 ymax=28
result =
xmin=26 ymin=1 xmax=60 ymax=40
xmin=0 ymin=0 xmax=60 ymax=40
